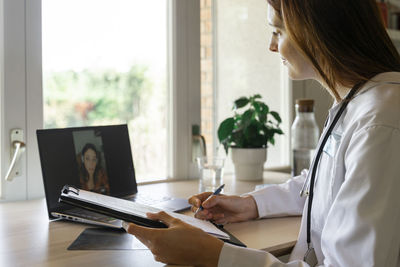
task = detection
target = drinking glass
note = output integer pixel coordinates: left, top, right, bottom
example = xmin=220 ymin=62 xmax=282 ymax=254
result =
xmin=196 ymin=156 xmax=225 ymax=192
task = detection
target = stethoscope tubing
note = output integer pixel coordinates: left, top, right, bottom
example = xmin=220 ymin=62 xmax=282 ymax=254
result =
xmin=305 ymin=82 xmax=363 ymax=246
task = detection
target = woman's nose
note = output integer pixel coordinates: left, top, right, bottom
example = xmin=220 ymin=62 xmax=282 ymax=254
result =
xmin=269 ymin=36 xmax=278 ymax=52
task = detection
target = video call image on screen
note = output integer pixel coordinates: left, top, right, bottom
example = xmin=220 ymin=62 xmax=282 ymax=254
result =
xmin=38 ymin=124 xmax=138 ymax=214
xmin=72 ymin=129 xmax=110 ymax=195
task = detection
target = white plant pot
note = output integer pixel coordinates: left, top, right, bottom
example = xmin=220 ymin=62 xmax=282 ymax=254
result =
xmin=231 ymin=148 xmax=267 ymax=181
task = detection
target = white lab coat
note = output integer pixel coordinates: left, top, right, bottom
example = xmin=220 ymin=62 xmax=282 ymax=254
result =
xmin=218 ymin=72 xmax=400 ymax=267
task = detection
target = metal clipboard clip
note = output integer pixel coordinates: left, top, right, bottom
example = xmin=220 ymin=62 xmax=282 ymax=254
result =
xmin=62 ymin=184 xmax=80 ymax=195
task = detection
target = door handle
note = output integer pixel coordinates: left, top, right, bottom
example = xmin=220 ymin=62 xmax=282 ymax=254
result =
xmin=5 ymin=129 xmax=26 ymax=181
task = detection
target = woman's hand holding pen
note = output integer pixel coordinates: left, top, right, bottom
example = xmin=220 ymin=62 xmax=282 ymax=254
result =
xmin=188 ymin=193 xmax=259 ymax=224
xmin=123 ymin=190 xmax=259 ymax=266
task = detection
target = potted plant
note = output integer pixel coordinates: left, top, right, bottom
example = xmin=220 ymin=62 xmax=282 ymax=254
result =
xmin=217 ymin=94 xmax=283 ymax=180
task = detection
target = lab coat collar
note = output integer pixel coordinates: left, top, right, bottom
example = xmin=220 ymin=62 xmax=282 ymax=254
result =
xmin=353 ymin=71 xmax=400 ymax=97
xmin=327 ymin=72 xmax=400 ymax=123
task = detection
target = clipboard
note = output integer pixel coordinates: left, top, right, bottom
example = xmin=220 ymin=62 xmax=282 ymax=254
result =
xmin=60 ymin=185 xmax=166 ymax=228
xmin=216 ymin=225 xmax=246 ymax=247
xmin=59 ymin=185 xmax=246 ymax=247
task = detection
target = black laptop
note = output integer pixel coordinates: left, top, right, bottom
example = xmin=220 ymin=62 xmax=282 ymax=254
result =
xmin=37 ymin=124 xmax=190 ymax=228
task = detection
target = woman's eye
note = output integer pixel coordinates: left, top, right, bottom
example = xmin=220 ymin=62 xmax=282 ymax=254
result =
xmin=273 ymin=31 xmax=282 ymax=37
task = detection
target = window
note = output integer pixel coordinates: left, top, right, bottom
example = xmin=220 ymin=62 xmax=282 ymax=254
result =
xmin=42 ymin=0 xmax=168 ymax=181
xmin=0 ymin=0 xmax=200 ymax=200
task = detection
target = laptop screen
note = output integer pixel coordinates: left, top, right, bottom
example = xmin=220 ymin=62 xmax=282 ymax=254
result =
xmin=37 ymin=124 xmax=137 ymax=218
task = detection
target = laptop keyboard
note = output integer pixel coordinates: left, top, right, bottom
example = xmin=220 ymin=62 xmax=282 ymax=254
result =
xmin=65 ymin=208 xmax=117 ymax=222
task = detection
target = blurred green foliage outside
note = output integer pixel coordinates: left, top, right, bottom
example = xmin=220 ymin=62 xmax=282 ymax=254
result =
xmin=43 ymin=65 xmax=168 ymax=180
xmin=43 ymin=65 xmax=150 ymax=128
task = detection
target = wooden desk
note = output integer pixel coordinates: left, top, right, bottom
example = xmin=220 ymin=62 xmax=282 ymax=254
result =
xmin=0 ymin=172 xmax=301 ymax=267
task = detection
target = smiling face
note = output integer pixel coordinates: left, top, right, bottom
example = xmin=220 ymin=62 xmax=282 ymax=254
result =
xmin=267 ymin=4 xmax=317 ymax=81
xmin=83 ymin=148 xmax=97 ymax=176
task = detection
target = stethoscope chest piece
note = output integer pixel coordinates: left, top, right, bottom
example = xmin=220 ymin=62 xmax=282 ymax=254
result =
xmin=304 ymin=246 xmax=318 ymax=266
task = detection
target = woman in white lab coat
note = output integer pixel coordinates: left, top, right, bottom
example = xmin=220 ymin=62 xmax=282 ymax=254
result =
xmin=123 ymin=0 xmax=400 ymax=266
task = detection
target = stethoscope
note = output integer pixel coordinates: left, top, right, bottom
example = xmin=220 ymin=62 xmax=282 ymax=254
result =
xmin=299 ymin=82 xmax=363 ymax=266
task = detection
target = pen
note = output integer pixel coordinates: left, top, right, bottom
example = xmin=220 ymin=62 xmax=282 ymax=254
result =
xmin=196 ymin=184 xmax=225 ymax=213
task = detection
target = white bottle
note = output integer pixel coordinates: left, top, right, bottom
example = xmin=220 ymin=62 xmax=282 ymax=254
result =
xmin=291 ymin=99 xmax=320 ymax=176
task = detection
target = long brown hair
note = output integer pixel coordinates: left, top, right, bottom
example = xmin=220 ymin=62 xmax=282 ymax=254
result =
xmin=268 ymin=0 xmax=400 ymax=101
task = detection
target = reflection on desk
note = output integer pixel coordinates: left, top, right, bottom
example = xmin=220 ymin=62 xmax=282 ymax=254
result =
xmin=0 ymin=172 xmax=300 ymax=267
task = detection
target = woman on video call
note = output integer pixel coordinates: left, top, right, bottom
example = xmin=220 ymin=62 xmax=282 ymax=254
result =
xmin=123 ymin=0 xmax=400 ymax=266
xmin=79 ymin=143 xmax=110 ymax=195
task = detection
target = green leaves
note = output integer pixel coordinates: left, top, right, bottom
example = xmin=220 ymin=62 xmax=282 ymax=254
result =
xmin=218 ymin=118 xmax=235 ymax=141
xmin=217 ymin=118 xmax=235 ymax=153
xmin=270 ymin=111 xmax=282 ymax=123
xmin=241 ymin=109 xmax=255 ymax=127
xmin=218 ymin=94 xmax=284 ymax=154
xmin=233 ymin=97 xmax=249 ymax=110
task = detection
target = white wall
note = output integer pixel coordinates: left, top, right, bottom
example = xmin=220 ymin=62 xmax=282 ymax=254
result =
xmin=215 ymin=0 xmax=289 ymax=171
